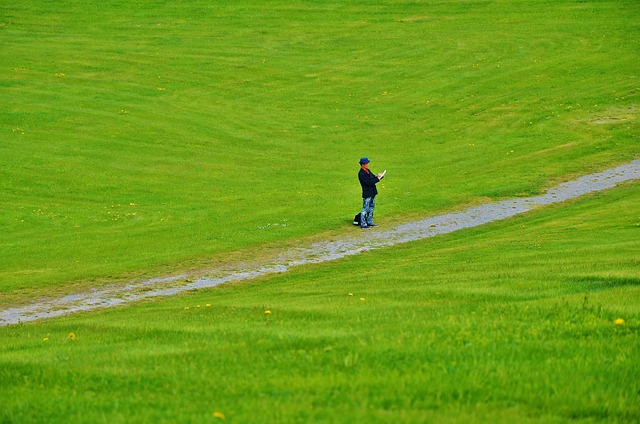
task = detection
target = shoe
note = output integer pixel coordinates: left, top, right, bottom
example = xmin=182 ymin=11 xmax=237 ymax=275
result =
xmin=368 ymin=224 xmax=378 ymax=227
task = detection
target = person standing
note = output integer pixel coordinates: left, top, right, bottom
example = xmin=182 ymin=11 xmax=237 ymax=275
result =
xmin=358 ymin=157 xmax=384 ymax=229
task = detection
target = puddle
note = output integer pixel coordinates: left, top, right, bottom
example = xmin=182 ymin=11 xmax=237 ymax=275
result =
xmin=1 ymin=160 xmax=638 ymax=326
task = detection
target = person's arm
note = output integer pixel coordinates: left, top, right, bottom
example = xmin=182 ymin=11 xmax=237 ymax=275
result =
xmin=359 ymin=171 xmax=379 ymax=187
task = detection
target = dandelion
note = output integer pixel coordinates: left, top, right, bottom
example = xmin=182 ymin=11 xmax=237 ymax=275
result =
xmin=360 ymin=298 xmax=366 ymax=301
xmin=197 ymin=305 xmax=201 ymax=308
xmin=264 ymin=310 xmax=272 ymax=315
xmin=68 ymin=332 xmax=77 ymax=341
xmin=213 ymin=411 xmax=225 ymax=420
xmin=184 ymin=306 xmax=190 ymax=310
xmin=614 ymin=318 xmax=625 ymax=326
xmin=206 ymin=304 xmax=211 ymax=307
xmin=42 ymin=337 xmax=49 ymax=341
xmin=348 ymin=293 xmax=354 ymax=296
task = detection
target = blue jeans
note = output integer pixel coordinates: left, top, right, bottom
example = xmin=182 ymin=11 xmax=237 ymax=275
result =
xmin=360 ymin=196 xmax=375 ymax=227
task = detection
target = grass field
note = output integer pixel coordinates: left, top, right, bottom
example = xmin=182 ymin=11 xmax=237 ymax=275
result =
xmin=1 ymin=183 xmax=638 ymax=423
xmin=1 ymin=0 xmax=639 ymax=422
xmin=1 ymin=0 xmax=638 ymax=298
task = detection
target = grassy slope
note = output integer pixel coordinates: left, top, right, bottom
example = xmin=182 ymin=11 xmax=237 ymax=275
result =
xmin=1 ymin=183 xmax=638 ymax=423
xmin=1 ymin=0 xmax=638 ymax=295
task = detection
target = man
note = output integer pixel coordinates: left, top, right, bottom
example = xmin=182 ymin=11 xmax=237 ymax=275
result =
xmin=358 ymin=157 xmax=384 ymax=230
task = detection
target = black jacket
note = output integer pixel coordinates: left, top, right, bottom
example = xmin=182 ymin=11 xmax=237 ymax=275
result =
xmin=359 ymin=168 xmax=380 ymax=198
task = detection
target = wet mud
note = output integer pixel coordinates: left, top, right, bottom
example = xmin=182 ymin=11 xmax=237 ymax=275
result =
xmin=2 ymin=160 xmax=638 ymax=326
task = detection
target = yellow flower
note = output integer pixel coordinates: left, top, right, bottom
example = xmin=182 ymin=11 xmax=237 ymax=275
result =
xmin=206 ymin=304 xmax=211 ymax=307
xmin=68 ymin=332 xmax=77 ymax=341
xmin=42 ymin=337 xmax=49 ymax=341
xmin=348 ymin=293 xmax=354 ymax=296
xmin=264 ymin=310 xmax=272 ymax=315
xmin=213 ymin=411 xmax=225 ymax=419
xmin=184 ymin=306 xmax=190 ymax=310
xmin=197 ymin=305 xmax=201 ymax=308
xmin=360 ymin=298 xmax=366 ymax=301
xmin=614 ymin=318 xmax=625 ymax=326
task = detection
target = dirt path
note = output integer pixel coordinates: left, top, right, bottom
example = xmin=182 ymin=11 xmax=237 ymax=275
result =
xmin=2 ymin=160 xmax=639 ymax=326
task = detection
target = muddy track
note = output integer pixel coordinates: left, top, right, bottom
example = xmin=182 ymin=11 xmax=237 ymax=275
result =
xmin=2 ymin=160 xmax=639 ymax=326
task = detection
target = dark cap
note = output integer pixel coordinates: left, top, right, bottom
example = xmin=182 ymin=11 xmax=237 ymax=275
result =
xmin=359 ymin=157 xmax=370 ymax=164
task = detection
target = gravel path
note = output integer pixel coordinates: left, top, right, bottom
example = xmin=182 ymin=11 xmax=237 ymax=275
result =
xmin=2 ymin=160 xmax=638 ymax=326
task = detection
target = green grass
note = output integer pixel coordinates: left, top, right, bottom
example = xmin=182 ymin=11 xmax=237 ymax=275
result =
xmin=1 ymin=183 xmax=638 ymax=423
xmin=1 ymin=0 xmax=638 ymax=296
xmin=1 ymin=1 xmax=639 ymax=421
